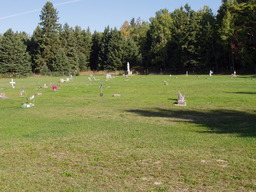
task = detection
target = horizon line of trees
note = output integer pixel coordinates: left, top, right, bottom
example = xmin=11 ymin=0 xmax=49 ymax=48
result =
xmin=0 ymin=0 xmax=255 ymax=77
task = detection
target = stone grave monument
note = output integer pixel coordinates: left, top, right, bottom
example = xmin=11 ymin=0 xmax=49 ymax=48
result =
xmin=126 ymin=62 xmax=132 ymax=76
xmin=175 ymin=91 xmax=186 ymax=106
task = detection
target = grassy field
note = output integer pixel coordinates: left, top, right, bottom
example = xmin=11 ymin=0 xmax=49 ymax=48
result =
xmin=0 ymin=74 xmax=255 ymax=191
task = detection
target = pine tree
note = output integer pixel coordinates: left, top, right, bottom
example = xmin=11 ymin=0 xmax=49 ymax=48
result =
xmin=0 ymin=29 xmax=32 ymax=76
xmin=28 ymin=26 xmax=43 ymax=72
xmin=35 ymin=1 xmax=61 ymax=73
xmin=197 ymin=6 xmax=218 ymax=72
xmin=74 ymin=26 xmax=92 ymax=71
xmin=59 ymin=23 xmax=79 ymax=74
xmin=105 ymin=28 xmax=124 ymax=71
xmin=122 ymin=37 xmax=141 ymax=69
xmin=99 ymin=26 xmax=111 ymax=70
xmin=52 ymin=48 xmax=70 ymax=74
xmin=90 ymin=31 xmax=102 ymax=70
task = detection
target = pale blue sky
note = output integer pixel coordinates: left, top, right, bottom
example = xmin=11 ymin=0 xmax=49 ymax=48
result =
xmin=0 ymin=0 xmax=222 ymax=35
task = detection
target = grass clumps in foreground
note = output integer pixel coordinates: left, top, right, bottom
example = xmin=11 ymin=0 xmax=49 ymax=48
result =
xmin=0 ymin=75 xmax=255 ymax=191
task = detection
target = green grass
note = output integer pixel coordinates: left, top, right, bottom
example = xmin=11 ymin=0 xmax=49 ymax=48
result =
xmin=0 ymin=75 xmax=255 ymax=191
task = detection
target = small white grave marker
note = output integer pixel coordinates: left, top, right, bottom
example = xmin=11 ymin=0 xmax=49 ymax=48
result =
xmin=232 ymin=70 xmax=237 ymax=78
xmin=106 ymin=74 xmax=112 ymax=79
xmin=43 ymin=83 xmax=48 ymax=88
xmin=20 ymin=89 xmax=25 ymax=97
xmin=10 ymin=79 xmax=16 ymax=88
xmin=209 ymin=70 xmax=213 ymax=77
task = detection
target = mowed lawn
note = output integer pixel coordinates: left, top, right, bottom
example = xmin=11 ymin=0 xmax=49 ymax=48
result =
xmin=0 ymin=75 xmax=255 ymax=191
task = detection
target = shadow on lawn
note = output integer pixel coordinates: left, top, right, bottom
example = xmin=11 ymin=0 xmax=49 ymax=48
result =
xmin=228 ymin=91 xmax=256 ymax=95
xmin=238 ymin=75 xmax=256 ymax=78
xmin=126 ymin=108 xmax=256 ymax=137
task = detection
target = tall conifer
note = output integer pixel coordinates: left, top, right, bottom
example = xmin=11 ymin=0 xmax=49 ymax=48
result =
xmin=0 ymin=29 xmax=32 ymax=76
xmin=35 ymin=1 xmax=61 ymax=73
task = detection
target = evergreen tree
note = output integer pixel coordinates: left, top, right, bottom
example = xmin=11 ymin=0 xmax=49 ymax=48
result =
xmin=59 ymin=23 xmax=79 ymax=74
xmin=74 ymin=26 xmax=92 ymax=71
xmin=197 ymin=6 xmax=218 ymax=72
xmin=122 ymin=37 xmax=141 ymax=69
xmin=90 ymin=31 xmax=102 ymax=70
xmin=28 ymin=26 xmax=43 ymax=72
xmin=52 ymin=48 xmax=70 ymax=74
xmin=34 ymin=1 xmax=61 ymax=73
xmin=0 ymin=29 xmax=32 ymax=76
xmin=105 ymin=28 xmax=124 ymax=71
xmin=99 ymin=26 xmax=111 ymax=70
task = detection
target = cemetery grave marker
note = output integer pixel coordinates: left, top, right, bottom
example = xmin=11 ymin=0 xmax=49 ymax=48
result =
xmin=106 ymin=74 xmax=112 ymax=79
xmin=59 ymin=79 xmax=65 ymax=83
xmin=126 ymin=62 xmax=132 ymax=76
xmin=231 ymin=71 xmax=237 ymax=78
xmin=20 ymin=88 xmax=25 ymax=97
xmin=175 ymin=91 xmax=186 ymax=106
xmin=40 ymin=83 xmax=48 ymax=88
xmin=99 ymin=84 xmax=103 ymax=97
xmin=0 ymin=93 xmax=9 ymax=99
xmin=10 ymin=79 xmax=16 ymax=88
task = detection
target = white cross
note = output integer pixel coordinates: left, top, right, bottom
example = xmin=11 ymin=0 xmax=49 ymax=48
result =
xmin=10 ymin=79 xmax=16 ymax=88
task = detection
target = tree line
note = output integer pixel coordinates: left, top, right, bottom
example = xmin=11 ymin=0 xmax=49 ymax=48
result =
xmin=0 ymin=0 xmax=255 ymax=76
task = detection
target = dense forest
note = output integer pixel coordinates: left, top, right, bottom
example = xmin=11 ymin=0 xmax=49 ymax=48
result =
xmin=0 ymin=0 xmax=255 ymax=76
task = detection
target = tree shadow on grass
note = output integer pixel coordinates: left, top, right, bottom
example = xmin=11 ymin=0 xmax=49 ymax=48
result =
xmin=126 ymin=108 xmax=256 ymax=137
xmin=238 ymin=75 xmax=256 ymax=79
xmin=227 ymin=91 xmax=256 ymax=95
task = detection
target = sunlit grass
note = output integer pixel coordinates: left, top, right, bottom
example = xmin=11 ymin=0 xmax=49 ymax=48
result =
xmin=0 ymin=74 xmax=255 ymax=191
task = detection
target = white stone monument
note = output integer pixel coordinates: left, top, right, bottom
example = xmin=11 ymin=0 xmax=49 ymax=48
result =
xmin=126 ymin=62 xmax=132 ymax=75
xmin=209 ymin=70 xmax=213 ymax=77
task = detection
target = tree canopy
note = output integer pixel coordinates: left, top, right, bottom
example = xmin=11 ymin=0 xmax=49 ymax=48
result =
xmin=0 ymin=0 xmax=255 ymax=76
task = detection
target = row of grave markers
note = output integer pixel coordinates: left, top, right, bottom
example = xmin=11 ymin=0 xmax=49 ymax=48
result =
xmin=184 ymin=70 xmax=237 ymax=77
xmin=2 ymin=70 xmax=240 ymax=109
xmin=3 ymin=74 xmax=187 ymax=108
xmin=1 ymin=75 xmax=74 ymax=108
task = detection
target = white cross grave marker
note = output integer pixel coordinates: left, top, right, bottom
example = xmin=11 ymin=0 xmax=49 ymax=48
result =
xmin=10 ymin=79 xmax=16 ymax=88
xmin=209 ymin=70 xmax=213 ymax=77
